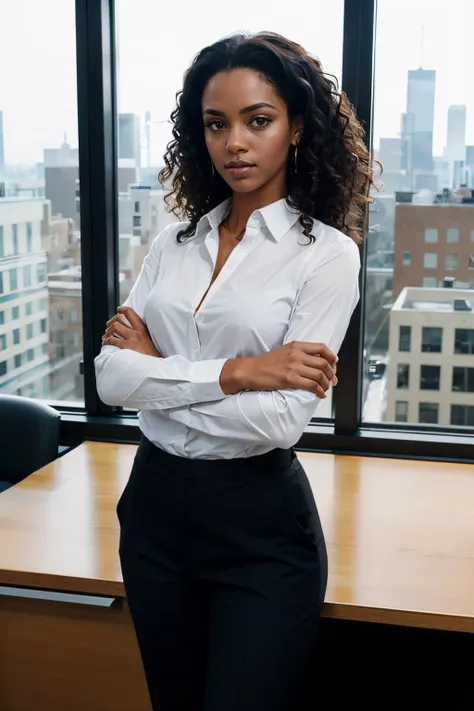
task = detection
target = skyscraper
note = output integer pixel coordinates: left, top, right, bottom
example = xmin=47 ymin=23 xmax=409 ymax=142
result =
xmin=0 ymin=111 xmax=5 ymax=178
xmin=118 ymin=113 xmax=141 ymax=168
xmin=405 ymin=69 xmax=436 ymax=173
xmin=444 ymin=105 xmax=467 ymax=187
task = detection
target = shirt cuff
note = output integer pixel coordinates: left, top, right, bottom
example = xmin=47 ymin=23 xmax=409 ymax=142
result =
xmin=190 ymin=358 xmax=228 ymax=403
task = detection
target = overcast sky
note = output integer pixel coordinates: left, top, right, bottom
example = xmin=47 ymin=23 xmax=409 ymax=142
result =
xmin=0 ymin=0 xmax=472 ymax=165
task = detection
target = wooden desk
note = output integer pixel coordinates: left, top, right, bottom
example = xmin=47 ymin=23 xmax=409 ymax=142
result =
xmin=1 ymin=442 xmax=474 ymax=710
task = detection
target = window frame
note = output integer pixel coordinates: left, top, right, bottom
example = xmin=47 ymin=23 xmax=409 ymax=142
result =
xmin=50 ymin=0 xmax=474 ymax=462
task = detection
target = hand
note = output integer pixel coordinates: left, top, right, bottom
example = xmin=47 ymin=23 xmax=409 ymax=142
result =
xmin=220 ymin=341 xmax=338 ymax=398
xmin=102 ymin=306 xmax=161 ymax=357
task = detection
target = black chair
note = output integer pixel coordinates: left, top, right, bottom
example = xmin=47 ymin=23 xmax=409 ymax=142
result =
xmin=0 ymin=395 xmax=61 ymax=492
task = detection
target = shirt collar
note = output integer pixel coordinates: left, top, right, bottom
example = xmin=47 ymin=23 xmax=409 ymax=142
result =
xmin=195 ymin=197 xmax=301 ymax=242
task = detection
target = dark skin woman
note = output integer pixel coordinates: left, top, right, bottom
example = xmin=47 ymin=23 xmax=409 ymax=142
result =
xmin=98 ymin=31 xmax=375 ymax=711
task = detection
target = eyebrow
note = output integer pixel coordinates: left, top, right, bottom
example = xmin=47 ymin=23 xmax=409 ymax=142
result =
xmin=203 ymin=102 xmax=277 ymax=117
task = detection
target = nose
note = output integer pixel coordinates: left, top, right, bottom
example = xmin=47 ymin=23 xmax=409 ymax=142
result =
xmin=225 ymin=125 xmax=248 ymax=155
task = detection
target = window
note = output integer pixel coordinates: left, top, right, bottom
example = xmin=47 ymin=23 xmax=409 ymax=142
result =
xmin=12 ymin=306 xmax=19 ymax=319
xmin=445 ymin=254 xmax=458 ymax=271
xmin=134 ymin=201 xmax=140 ymax=213
xmin=26 ymin=223 xmax=33 ymax=252
xmin=469 ymin=255 xmax=474 ymax=270
xmin=454 ymin=329 xmax=474 ymax=355
xmin=27 ymin=324 xmax=34 ymax=340
xmin=27 ymin=349 xmax=35 ymax=362
xmin=36 ymin=264 xmax=47 ymax=283
xmin=395 ymin=401 xmax=408 ymax=423
xmin=0 ymin=226 xmax=4 ymax=258
xmin=397 ymin=364 xmax=409 ymax=389
xmin=41 ymin=319 xmax=47 ymax=334
xmin=420 ymin=365 xmax=440 ymax=391
xmin=422 ymin=327 xmax=442 ymax=353
xmin=0 ymin=334 xmax=6 ymax=350
xmin=14 ymin=354 xmax=22 ymax=369
xmin=23 ymin=265 xmax=32 ymax=288
xmin=0 ymin=362 xmax=6 ymax=377
xmin=402 ymin=251 xmax=411 ymax=266
xmin=0 ymin=272 xmax=3 ymax=294
xmin=9 ymin=269 xmax=18 ymax=291
xmin=12 ymin=225 xmax=19 ymax=254
xmin=70 ymin=309 xmax=78 ymax=323
xmin=424 ymin=228 xmax=438 ymax=243
xmin=13 ymin=329 xmax=20 ymax=345
xmin=424 ymin=253 xmax=437 ymax=269
xmin=470 ymin=230 xmax=474 ymax=244
xmin=0 ymin=311 xmax=3 ymax=326
xmin=398 ymin=325 xmax=411 ymax=352
xmin=451 ymin=405 xmax=474 ymax=427
xmin=452 ymin=367 xmax=474 ymax=393
xmin=26 ymin=302 xmax=33 ymax=316
xmin=419 ymin=403 xmax=438 ymax=424
xmin=423 ymin=277 xmax=437 ymax=288
xmin=133 ymin=216 xmax=141 ymax=227
xmin=447 ymin=228 xmax=459 ymax=244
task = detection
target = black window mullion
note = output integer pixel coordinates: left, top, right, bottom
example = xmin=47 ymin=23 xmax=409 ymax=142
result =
xmin=333 ymin=0 xmax=376 ymax=434
xmin=75 ymin=0 xmax=119 ymax=414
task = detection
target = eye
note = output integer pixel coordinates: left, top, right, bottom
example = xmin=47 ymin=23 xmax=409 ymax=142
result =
xmin=250 ymin=115 xmax=273 ymax=128
xmin=205 ymin=119 xmax=226 ymax=132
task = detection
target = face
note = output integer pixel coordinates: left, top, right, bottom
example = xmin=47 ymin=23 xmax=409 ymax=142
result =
xmin=202 ymin=68 xmax=302 ymax=196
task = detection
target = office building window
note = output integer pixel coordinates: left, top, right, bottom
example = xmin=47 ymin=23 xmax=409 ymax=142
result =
xmin=36 ymin=264 xmax=47 ymax=283
xmin=0 ymin=311 xmax=4 ymax=325
xmin=447 ymin=228 xmax=459 ymax=244
xmin=423 ymin=277 xmax=437 ymax=288
xmin=419 ymin=403 xmax=438 ymax=425
xmin=14 ymin=354 xmax=22 ymax=369
xmin=395 ymin=401 xmax=408 ymax=423
xmin=0 ymin=334 xmax=6 ymax=350
xmin=41 ymin=319 xmax=47 ymax=334
xmin=27 ymin=324 xmax=34 ymax=340
xmin=0 ymin=226 xmax=4 ymax=258
xmin=424 ymin=253 xmax=437 ymax=269
xmin=0 ymin=362 xmax=6 ymax=377
xmin=26 ymin=302 xmax=33 ymax=316
xmin=454 ymin=329 xmax=474 ymax=355
xmin=26 ymin=222 xmax=33 ymax=252
xmin=452 ymin=367 xmax=474 ymax=393
xmin=469 ymin=255 xmax=474 ymax=270
xmin=12 ymin=306 xmax=19 ymax=319
xmin=398 ymin=325 xmax=411 ymax=352
xmin=451 ymin=405 xmax=474 ymax=427
xmin=23 ymin=266 xmax=32 ymax=288
xmin=420 ymin=365 xmax=440 ymax=391
xmin=397 ymin=364 xmax=409 ymax=389
xmin=134 ymin=201 xmax=140 ymax=212
xmin=42 ymin=343 xmax=48 ymax=355
xmin=133 ymin=215 xmax=142 ymax=227
xmin=445 ymin=254 xmax=458 ymax=271
xmin=13 ymin=329 xmax=20 ymax=345
xmin=0 ymin=272 xmax=3 ymax=294
xmin=9 ymin=269 xmax=18 ymax=291
xmin=27 ymin=348 xmax=35 ymax=362
xmin=12 ymin=224 xmax=19 ymax=254
xmin=70 ymin=309 xmax=78 ymax=323
xmin=424 ymin=228 xmax=438 ymax=243
xmin=422 ymin=327 xmax=442 ymax=353
xmin=402 ymin=251 xmax=411 ymax=266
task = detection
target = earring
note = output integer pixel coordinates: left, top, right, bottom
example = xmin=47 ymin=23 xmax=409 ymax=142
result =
xmin=294 ymin=143 xmax=298 ymax=174
xmin=211 ymin=162 xmax=215 ymax=178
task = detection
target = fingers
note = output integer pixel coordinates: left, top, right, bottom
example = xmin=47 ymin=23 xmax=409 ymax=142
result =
xmin=102 ymin=335 xmax=128 ymax=348
xmin=294 ymin=342 xmax=338 ymax=366
xmin=117 ymin=306 xmax=143 ymax=329
xmin=297 ymin=377 xmax=327 ymax=399
xmin=106 ymin=313 xmax=133 ymax=328
xmin=104 ymin=321 xmax=129 ymax=339
xmin=299 ymin=365 xmax=331 ymax=394
xmin=302 ymin=354 xmax=336 ymax=385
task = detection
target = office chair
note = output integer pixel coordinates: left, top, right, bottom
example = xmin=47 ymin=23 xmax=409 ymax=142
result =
xmin=0 ymin=395 xmax=61 ymax=492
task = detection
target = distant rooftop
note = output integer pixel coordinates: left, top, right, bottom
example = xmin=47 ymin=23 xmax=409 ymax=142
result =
xmin=394 ymin=286 xmax=474 ymax=314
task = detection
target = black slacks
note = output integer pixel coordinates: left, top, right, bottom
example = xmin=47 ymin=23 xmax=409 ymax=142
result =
xmin=118 ymin=436 xmax=328 ymax=711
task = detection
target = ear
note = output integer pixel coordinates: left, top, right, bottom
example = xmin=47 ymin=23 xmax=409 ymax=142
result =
xmin=290 ymin=116 xmax=304 ymax=145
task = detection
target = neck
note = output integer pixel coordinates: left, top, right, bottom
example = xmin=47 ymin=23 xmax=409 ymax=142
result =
xmin=226 ymin=182 xmax=286 ymax=233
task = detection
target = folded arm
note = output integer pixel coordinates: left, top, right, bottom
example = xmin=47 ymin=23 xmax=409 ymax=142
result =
xmin=165 ymin=240 xmax=361 ymax=449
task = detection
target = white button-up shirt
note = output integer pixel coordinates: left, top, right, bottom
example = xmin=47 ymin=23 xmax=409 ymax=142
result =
xmin=95 ymin=198 xmax=360 ymax=459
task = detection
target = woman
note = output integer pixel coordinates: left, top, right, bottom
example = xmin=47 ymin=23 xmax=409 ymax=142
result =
xmin=96 ymin=32 xmax=373 ymax=711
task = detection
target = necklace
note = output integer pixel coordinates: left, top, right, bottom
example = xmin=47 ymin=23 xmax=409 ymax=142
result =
xmin=222 ymin=216 xmax=246 ymax=242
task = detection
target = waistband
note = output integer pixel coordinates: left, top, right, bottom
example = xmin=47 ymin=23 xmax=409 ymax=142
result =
xmin=137 ymin=436 xmax=296 ymax=481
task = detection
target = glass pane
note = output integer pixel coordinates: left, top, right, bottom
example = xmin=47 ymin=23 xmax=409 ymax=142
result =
xmin=115 ymin=0 xmax=344 ymax=420
xmin=364 ymin=0 xmax=474 ymax=427
xmin=0 ymin=1 xmax=83 ymax=405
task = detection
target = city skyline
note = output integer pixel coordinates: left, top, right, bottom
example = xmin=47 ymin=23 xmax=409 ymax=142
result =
xmin=0 ymin=0 xmax=473 ymax=165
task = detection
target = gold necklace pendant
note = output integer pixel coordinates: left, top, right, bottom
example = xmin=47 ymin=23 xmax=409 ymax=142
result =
xmin=223 ymin=218 xmax=245 ymax=241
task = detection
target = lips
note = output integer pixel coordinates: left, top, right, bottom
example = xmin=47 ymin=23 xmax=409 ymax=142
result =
xmin=225 ymin=161 xmax=256 ymax=176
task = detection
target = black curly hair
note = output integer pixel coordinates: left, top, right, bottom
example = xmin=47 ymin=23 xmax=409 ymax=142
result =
xmin=159 ymin=31 xmax=376 ymax=244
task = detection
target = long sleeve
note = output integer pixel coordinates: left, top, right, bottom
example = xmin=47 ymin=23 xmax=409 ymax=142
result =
xmin=94 ymin=225 xmax=228 ymax=410
xmin=166 ymin=239 xmax=361 ymax=450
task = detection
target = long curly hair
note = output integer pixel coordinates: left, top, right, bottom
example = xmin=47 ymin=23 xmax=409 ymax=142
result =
xmin=159 ymin=32 xmax=376 ymax=244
